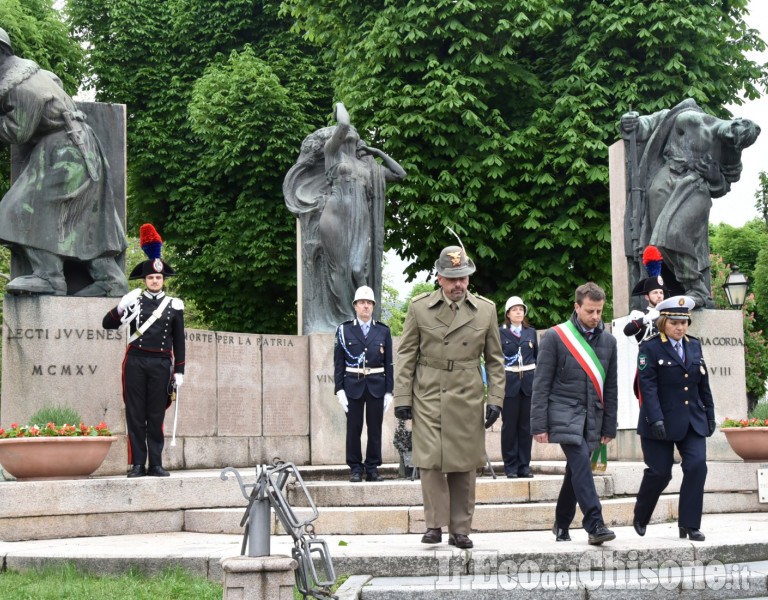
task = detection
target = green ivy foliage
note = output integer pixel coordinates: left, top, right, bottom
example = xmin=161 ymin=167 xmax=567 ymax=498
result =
xmin=67 ymin=0 xmax=331 ymax=333
xmin=284 ymin=0 xmax=768 ymax=326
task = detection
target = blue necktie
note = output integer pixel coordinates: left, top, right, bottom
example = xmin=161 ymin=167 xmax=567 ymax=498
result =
xmin=675 ymin=341 xmax=684 ymax=361
xmin=512 ymin=327 xmax=521 ymax=337
xmin=361 ymin=322 xmax=369 ymax=337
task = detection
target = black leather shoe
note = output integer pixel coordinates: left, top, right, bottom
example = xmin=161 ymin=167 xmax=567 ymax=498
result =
xmin=506 ymin=473 xmax=518 ymax=479
xmin=448 ymin=534 xmax=473 ymax=549
xmin=147 ymin=465 xmax=170 ymax=477
xmin=366 ymin=471 xmax=384 ymax=482
xmin=518 ymin=470 xmax=534 ymax=478
xmin=349 ymin=472 xmax=363 ymax=483
xmin=588 ymin=523 xmax=616 ymax=545
xmin=679 ymin=527 xmax=705 ymax=541
xmin=421 ymin=528 xmax=442 ymax=544
xmin=633 ymin=518 xmax=646 ymax=537
xmin=127 ymin=464 xmax=146 ymax=478
xmin=552 ymin=521 xmax=571 ymax=542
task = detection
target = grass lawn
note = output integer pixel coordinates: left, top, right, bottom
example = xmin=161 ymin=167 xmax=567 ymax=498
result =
xmin=0 ymin=563 xmax=222 ymax=599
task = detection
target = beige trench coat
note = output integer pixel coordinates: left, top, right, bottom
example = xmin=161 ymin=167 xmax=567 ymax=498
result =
xmin=393 ymin=289 xmax=505 ymax=472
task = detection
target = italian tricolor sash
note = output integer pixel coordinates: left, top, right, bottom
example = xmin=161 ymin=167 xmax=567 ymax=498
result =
xmin=553 ymin=321 xmax=605 ymax=406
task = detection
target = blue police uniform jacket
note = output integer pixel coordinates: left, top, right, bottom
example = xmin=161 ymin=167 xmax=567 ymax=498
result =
xmin=499 ymin=325 xmax=537 ymax=397
xmin=636 ymin=332 xmax=714 ymax=441
xmin=334 ymin=319 xmax=393 ymax=400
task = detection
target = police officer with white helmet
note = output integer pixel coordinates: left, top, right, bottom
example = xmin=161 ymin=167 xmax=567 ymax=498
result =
xmin=334 ymin=286 xmax=393 ymax=482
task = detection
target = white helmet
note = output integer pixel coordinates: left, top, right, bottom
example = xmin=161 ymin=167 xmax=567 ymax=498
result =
xmin=504 ymin=296 xmax=527 ymax=314
xmin=353 ymin=285 xmax=376 ymax=305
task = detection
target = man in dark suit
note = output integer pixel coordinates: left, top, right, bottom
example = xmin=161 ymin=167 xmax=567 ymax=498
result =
xmin=634 ymin=296 xmax=716 ymax=541
xmin=334 ymin=286 xmax=393 ymax=482
xmin=531 ymin=282 xmax=618 ymax=545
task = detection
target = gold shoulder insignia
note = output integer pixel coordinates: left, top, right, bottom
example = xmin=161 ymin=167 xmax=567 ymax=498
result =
xmin=411 ymin=292 xmax=431 ymax=302
xmin=659 ymin=332 xmax=668 ymax=343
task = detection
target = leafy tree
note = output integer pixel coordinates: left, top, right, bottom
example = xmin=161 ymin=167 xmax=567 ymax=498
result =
xmin=67 ymin=0 xmax=331 ymax=333
xmin=712 ymin=255 xmax=768 ymax=411
xmin=0 ymin=0 xmax=86 ymax=201
xmin=756 ymin=171 xmax=768 ymax=231
xmin=709 ymin=219 xmax=768 ymax=278
xmin=284 ymin=0 xmax=767 ymax=327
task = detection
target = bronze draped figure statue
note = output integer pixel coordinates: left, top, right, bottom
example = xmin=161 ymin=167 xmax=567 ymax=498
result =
xmin=0 ymin=27 xmax=128 ymax=297
xmin=621 ymin=99 xmax=760 ymax=309
xmin=284 ymin=102 xmax=406 ymax=334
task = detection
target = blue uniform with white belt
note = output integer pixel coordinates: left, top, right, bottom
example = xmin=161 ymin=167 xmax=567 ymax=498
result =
xmin=334 ymin=319 xmax=393 ymax=475
xmin=634 ymin=332 xmax=714 ymax=530
xmin=499 ymin=324 xmax=537 ymax=477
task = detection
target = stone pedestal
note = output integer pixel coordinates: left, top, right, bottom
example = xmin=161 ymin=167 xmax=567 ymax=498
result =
xmin=221 ymin=555 xmax=297 ymax=600
xmin=1 ymin=296 xmax=126 ymax=474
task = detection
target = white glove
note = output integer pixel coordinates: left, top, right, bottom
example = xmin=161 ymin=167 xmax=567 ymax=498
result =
xmin=628 ymin=310 xmax=644 ymax=320
xmin=383 ymin=393 xmax=393 ymax=413
xmin=174 ymin=373 xmax=184 ymax=387
xmin=643 ymin=308 xmax=660 ymax=324
xmin=336 ymin=390 xmax=348 ymax=413
xmin=118 ymin=288 xmax=142 ymax=314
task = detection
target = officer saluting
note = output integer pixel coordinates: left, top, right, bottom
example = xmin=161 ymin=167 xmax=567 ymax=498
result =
xmin=103 ymin=224 xmax=185 ymax=478
xmin=633 ymin=296 xmax=715 ymax=541
xmin=624 ymin=246 xmax=667 ymax=343
xmin=334 ymin=286 xmax=393 ymax=483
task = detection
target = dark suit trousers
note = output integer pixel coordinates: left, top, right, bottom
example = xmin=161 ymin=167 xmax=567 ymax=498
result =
xmin=634 ymin=426 xmax=707 ymax=529
xmin=123 ymin=352 xmax=172 ymax=467
xmin=556 ymin=438 xmax=603 ymax=533
xmin=346 ymin=388 xmax=384 ymax=474
xmin=501 ymin=392 xmax=532 ymax=475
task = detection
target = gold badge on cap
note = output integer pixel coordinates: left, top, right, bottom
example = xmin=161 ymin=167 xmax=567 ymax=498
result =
xmin=678 ymin=298 xmax=685 ymax=306
xmin=447 ymin=250 xmax=463 ymax=266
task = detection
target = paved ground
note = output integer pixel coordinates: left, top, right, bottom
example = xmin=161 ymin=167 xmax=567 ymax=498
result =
xmin=2 ymin=513 xmax=767 ymax=578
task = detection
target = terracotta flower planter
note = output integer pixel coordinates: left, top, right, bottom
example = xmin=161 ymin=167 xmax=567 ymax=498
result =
xmin=0 ymin=436 xmax=116 ymax=481
xmin=720 ymin=427 xmax=768 ymax=462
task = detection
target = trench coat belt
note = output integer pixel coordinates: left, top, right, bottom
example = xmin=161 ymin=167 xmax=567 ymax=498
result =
xmin=417 ymin=356 xmax=481 ymax=371
xmin=345 ymin=366 xmax=385 ymax=375
xmin=505 ymin=364 xmax=536 ymax=372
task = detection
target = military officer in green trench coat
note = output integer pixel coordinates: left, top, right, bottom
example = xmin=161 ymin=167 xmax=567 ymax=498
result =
xmin=394 ymin=245 xmax=506 ymax=549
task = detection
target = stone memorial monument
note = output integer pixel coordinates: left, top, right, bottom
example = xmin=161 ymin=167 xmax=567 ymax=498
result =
xmin=0 ymin=27 xmax=128 ymax=298
xmin=283 ymin=102 xmax=405 ymax=334
xmin=609 ymin=100 xmax=760 ymax=460
xmin=619 ymin=99 xmax=760 ymax=310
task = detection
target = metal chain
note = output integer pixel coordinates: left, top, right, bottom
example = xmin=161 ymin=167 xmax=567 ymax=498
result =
xmin=222 ymin=459 xmax=338 ymax=600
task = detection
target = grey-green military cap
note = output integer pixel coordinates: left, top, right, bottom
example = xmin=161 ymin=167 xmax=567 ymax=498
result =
xmin=434 ymin=245 xmax=476 ymax=277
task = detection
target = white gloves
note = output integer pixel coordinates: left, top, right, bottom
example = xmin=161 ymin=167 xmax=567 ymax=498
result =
xmin=643 ymin=308 xmax=660 ymax=324
xmin=118 ymin=288 xmax=142 ymax=314
xmin=383 ymin=393 xmax=393 ymax=413
xmin=336 ymin=390 xmax=348 ymax=413
xmin=628 ymin=310 xmax=644 ymax=320
xmin=174 ymin=373 xmax=184 ymax=387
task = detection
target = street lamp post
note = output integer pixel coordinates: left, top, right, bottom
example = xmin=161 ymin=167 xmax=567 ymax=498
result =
xmin=722 ymin=265 xmax=749 ymax=309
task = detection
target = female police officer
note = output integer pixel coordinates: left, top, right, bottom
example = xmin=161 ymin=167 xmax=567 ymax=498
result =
xmin=499 ymin=296 xmax=537 ymax=478
xmin=633 ymin=296 xmax=716 ymax=541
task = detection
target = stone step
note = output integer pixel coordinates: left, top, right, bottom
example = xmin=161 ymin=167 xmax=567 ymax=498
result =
xmin=357 ymin=561 xmax=768 ymax=600
xmin=286 ymin=473 xmax=612 ymax=507
xmin=1 ymin=462 xmax=765 ymax=542
xmin=185 ymin=496 xmax=678 ymax=536
xmin=2 ymin=515 xmax=768 ymax=584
